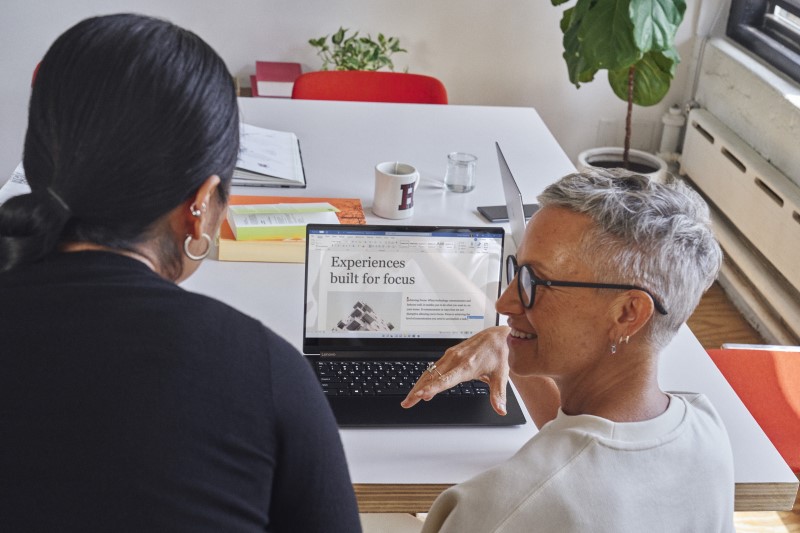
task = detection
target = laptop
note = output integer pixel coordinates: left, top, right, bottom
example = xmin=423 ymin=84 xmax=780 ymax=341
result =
xmin=496 ymin=142 xmax=540 ymax=248
xmin=303 ymin=223 xmax=525 ymax=427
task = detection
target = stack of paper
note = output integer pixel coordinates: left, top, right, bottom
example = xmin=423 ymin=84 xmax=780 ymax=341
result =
xmin=226 ymin=202 xmax=340 ymax=240
xmin=218 ymin=195 xmax=366 ymax=263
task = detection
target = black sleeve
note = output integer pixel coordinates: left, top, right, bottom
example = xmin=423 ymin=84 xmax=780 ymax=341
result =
xmin=265 ymin=331 xmax=362 ymax=533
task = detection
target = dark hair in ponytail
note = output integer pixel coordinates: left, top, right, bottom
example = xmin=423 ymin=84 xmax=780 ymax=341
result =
xmin=0 ymin=14 xmax=239 ymax=275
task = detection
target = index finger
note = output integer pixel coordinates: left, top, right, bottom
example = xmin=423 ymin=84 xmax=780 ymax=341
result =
xmin=400 ymin=364 xmax=460 ymax=409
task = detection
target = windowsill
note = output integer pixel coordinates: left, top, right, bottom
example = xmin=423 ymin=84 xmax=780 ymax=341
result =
xmin=695 ymin=37 xmax=800 ymax=185
xmin=710 ymin=36 xmax=800 ymax=111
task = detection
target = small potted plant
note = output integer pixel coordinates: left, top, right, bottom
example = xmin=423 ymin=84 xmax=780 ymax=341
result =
xmin=309 ymin=27 xmax=406 ymax=71
xmin=553 ymin=0 xmax=686 ymax=179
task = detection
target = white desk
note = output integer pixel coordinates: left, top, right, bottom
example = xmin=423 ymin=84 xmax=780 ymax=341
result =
xmin=183 ymin=98 xmax=798 ymax=512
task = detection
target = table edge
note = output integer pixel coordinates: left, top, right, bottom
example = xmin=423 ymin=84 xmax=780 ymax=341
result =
xmin=353 ymin=480 xmax=800 ymax=513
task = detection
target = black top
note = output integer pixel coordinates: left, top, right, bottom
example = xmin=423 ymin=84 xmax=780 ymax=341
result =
xmin=0 ymin=251 xmax=361 ymax=532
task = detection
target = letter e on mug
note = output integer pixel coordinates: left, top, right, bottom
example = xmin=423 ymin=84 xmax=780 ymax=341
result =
xmin=373 ymin=162 xmax=419 ymax=219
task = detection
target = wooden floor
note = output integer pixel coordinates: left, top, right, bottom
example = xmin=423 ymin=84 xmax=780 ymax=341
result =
xmin=689 ymin=282 xmax=799 ymax=532
xmin=686 ymin=282 xmax=764 ymax=349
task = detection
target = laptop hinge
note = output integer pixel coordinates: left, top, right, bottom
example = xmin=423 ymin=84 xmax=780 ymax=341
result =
xmin=309 ymin=350 xmax=440 ymax=359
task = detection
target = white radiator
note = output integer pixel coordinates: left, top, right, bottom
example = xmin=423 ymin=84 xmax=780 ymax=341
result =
xmin=679 ymin=108 xmax=800 ymax=344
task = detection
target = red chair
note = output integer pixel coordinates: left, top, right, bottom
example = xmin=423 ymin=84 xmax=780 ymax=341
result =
xmin=291 ymin=71 xmax=448 ymax=104
xmin=707 ymin=345 xmax=800 ymax=510
xmin=32 ymin=62 xmax=41 ymax=87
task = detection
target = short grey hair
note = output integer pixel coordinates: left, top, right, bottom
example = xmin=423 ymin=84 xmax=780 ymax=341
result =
xmin=537 ymin=169 xmax=722 ymax=349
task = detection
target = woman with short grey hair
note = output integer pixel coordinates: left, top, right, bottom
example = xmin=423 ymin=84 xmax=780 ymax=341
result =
xmin=540 ymin=169 xmax=724 ymax=348
xmin=402 ymin=170 xmax=734 ymax=532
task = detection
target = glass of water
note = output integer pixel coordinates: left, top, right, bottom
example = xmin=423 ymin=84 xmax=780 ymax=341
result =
xmin=444 ymin=152 xmax=477 ymax=193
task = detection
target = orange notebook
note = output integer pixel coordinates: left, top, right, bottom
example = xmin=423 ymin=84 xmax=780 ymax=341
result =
xmin=217 ymin=195 xmax=365 ymax=263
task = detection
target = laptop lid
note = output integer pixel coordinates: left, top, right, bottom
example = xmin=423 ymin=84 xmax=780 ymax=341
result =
xmin=303 ymin=224 xmax=505 ymax=357
xmin=495 ymin=142 xmax=528 ymax=249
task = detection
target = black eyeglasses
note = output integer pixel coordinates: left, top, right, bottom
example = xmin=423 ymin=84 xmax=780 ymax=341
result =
xmin=506 ymin=255 xmax=668 ymax=315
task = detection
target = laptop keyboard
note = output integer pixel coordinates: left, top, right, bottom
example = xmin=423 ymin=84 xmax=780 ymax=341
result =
xmin=314 ymin=360 xmax=491 ymax=397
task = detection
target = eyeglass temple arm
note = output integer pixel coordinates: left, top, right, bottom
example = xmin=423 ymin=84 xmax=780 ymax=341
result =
xmin=541 ymin=280 xmax=668 ymax=315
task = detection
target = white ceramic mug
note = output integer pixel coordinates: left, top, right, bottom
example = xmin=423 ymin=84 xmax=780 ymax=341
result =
xmin=373 ymin=162 xmax=419 ymax=219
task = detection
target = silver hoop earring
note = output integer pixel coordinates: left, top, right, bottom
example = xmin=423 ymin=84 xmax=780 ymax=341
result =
xmin=184 ymin=233 xmax=212 ymax=261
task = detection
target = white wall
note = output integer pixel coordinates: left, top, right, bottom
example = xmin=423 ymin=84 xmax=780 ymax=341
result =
xmin=0 ymin=0 xmax=702 ymax=183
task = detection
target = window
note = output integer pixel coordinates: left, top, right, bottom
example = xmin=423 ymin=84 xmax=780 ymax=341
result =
xmin=728 ymin=0 xmax=800 ymax=84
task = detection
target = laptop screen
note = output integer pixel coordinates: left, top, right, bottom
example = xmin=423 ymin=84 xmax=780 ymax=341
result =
xmin=303 ymin=224 xmax=504 ymax=354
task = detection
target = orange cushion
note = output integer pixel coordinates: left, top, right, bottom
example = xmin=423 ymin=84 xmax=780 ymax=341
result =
xmin=707 ymin=349 xmax=800 ymax=473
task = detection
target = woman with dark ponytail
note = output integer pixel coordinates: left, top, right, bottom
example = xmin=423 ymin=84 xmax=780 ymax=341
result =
xmin=0 ymin=14 xmax=360 ymax=532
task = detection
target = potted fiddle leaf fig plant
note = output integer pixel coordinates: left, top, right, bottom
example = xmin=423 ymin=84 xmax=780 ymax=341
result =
xmin=553 ymin=0 xmax=686 ymax=176
xmin=309 ymin=27 xmax=407 ymax=71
